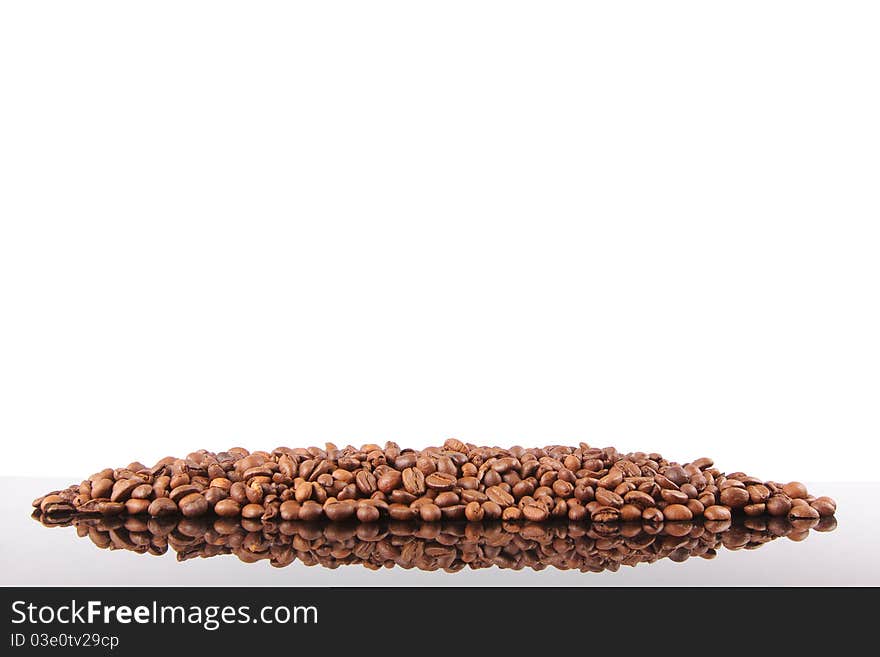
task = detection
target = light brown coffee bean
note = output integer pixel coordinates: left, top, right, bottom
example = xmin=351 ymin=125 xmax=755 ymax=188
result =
xmin=425 ymin=472 xmax=457 ymax=491
xmin=704 ymin=505 xmax=731 ymax=521
xmin=402 ymin=468 xmax=426 ymax=495
xmin=148 ymin=497 xmax=178 ymax=517
xmin=179 ymin=493 xmax=208 ymax=517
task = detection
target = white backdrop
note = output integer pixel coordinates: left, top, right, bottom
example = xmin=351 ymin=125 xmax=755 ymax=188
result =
xmin=1 ymin=2 xmax=877 ymax=482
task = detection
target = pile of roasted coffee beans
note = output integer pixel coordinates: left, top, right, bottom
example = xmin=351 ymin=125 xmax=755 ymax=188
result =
xmin=33 ymin=441 xmax=837 ymax=523
xmin=31 ymin=515 xmax=836 ymax=573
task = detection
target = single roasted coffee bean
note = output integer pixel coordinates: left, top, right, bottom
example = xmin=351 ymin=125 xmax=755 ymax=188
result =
xmin=719 ymin=487 xmax=750 ymax=509
xmin=766 ymin=495 xmax=792 ymax=517
xmin=179 ymin=493 xmax=208 ymax=518
xmin=214 ymin=499 xmax=241 ymax=517
xmin=124 ymin=498 xmax=150 ymax=515
xmin=425 ymin=472 xmax=457 ymax=491
xmin=704 ymin=505 xmax=732 ymax=521
xmin=789 ymin=504 xmax=820 ymax=520
xmin=810 ymin=497 xmax=836 ymax=517
xmin=595 ymin=488 xmax=624 ymax=508
xmin=419 ymin=503 xmax=442 ymax=522
xmin=782 ymin=482 xmax=808 ymax=499
xmin=516 ymin=502 xmax=544 ymax=522
xmin=591 ymin=506 xmax=621 ymax=523
xmin=147 ymin=497 xmax=178 ymax=517
xmin=662 ymin=504 xmax=693 ymax=521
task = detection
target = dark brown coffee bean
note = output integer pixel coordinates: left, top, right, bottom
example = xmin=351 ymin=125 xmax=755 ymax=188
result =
xmin=502 ymin=506 xmax=521 ymax=520
xmin=279 ymin=500 xmax=300 ymax=520
xmin=294 ymin=482 xmax=313 ymax=503
xmin=551 ymin=480 xmax=574 ymax=498
xmin=481 ymin=501 xmax=502 ymax=519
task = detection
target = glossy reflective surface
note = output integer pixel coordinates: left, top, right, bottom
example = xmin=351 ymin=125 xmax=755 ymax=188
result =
xmin=4 ymin=479 xmax=876 ymax=586
xmin=31 ymin=511 xmax=836 ymax=574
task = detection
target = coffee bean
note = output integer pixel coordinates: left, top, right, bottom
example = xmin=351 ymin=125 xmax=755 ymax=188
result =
xmin=355 ymin=471 xmax=377 ymax=496
xmin=377 ymin=470 xmax=402 ymax=493
xmin=663 ymin=504 xmax=693 ymax=521
xmin=486 ymin=486 xmax=514 ymax=507
xmin=179 ymin=493 xmax=208 ymax=517
xmin=124 ymin=498 xmax=150 ymax=515
xmin=782 ymin=482 xmax=808 ymax=499
xmin=434 ymin=491 xmax=460 ymax=508
xmin=241 ymin=503 xmax=264 ymax=519
xmin=325 ymin=500 xmax=355 ymax=521
xmin=704 ymin=505 xmax=732 ymax=521
xmin=591 ymin=506 xmax=621 ymax=523
xmin=552 ymin=480 xmax=574 ymax=498
xmin=789 ymin=504 xmax=820 ymax=520
xmin=144 ymin=497 xmax=175 ymax=517
xmin=766 ymin=495 xmax=792 ymax=517
xmin=419 ymin=503 xmax=441 ymax=522
xmin=660 ymin=489 xmax=689 ymax=505
xmin=719 ymin=487 xmax=750 ymax=509
xmin=522 ymin=504 xmax=549 ymax=522
xmin=425 ymin=472 xmax=457 ymax=491
xmin=209 ymin=499 xmax=238 ymax=517
xmin=810 ymin=497 xmax=836 ymax=517
xmin=595 ymin=488 xmax=624 ymax=508
xmin=356 ymin=503 xmax=380 ymax=522
xmin=402 ymin=468 xmax=426 ymax=495
xmin=465 ymin=501 xmax=484 ymax=521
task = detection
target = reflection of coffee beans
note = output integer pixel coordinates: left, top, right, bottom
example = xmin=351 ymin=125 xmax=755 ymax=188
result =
xmin=31 ymin=442 xmax=836 ymax=523
xmin=32 ymin=512 xmax=836 ymax=574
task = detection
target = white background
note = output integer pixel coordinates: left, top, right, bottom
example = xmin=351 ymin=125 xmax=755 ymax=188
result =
xmin=1 ymin=2 xmax=877 ymax=482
